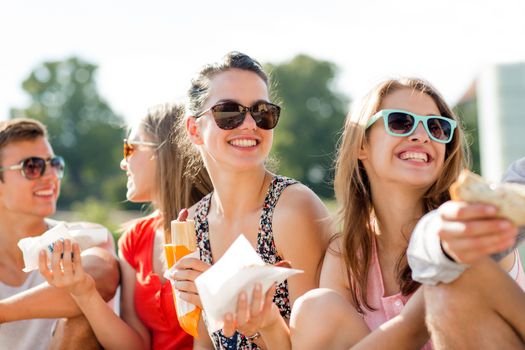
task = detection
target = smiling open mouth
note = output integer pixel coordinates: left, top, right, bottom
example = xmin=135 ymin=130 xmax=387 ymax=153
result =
xmin=398 ymin=151 xmax=430 ymax=163
xmin=229 ymin=139 xmax=258 ymax=147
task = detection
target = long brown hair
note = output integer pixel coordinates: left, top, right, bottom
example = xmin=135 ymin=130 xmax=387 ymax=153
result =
xmin=140 ymin=102 xmax=212 ymax=241
xmin=333 ymin=78 xmax=469 ymax=313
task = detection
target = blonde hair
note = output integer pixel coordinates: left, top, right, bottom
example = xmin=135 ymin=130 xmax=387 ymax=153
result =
xmin=140 ymin=102 xmax=212 ymax=241
xmin=333 ymin=78 xmax=469 ymax=313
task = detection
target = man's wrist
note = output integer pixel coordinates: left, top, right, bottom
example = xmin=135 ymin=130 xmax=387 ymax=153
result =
xmin=0 ymin=301 xmax=10 ymax=323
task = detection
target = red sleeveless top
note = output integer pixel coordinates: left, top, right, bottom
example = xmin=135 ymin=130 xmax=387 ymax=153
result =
xmin=119 ymin=215 xmax=193 ymax=350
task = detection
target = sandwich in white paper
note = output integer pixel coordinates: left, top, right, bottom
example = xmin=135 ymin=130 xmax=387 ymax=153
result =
xmin=18 ymin=221 xmax=108 ymax=272
xmin=195 ymin=234 xmax=302 ymax=333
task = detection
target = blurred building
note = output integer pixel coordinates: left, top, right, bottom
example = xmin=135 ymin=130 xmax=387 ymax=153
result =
xmin=464 ymin=62 xmax=525 ymax=181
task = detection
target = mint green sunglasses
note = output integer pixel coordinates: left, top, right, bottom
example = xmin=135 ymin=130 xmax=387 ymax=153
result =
xmin=367 ymin=109 xmax=457 ymax=144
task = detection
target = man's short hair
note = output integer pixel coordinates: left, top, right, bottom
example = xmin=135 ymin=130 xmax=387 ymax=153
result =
xmin=0 ymin=118 xmax=48 ymax=180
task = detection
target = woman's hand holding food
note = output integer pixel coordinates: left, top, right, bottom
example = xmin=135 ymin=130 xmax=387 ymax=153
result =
xmin=171 ymin=256 xmax=211 ymax=308
xmin=223 ymin=260 xmax=292 ymax=341
xmin=222 ymin=283 xmax=281 ymax=339
xmin=38 ymin=239 xmax=96 ymax=299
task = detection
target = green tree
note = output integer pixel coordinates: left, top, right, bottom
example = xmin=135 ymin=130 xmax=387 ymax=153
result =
xmin=10 ymin=57 xmax=129 ymax=209
xmin=454 ymin=96 xmax=481 ymax=174
xmin=266 ymin=55 xmax=348 ymax=198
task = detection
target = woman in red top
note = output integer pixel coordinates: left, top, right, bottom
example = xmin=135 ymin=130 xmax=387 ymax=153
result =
xmin=39 ymin=103 xmax=212 ymax=349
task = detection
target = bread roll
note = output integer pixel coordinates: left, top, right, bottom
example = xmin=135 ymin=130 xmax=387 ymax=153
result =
xmin=450 ymin=169 xmax=525 ymax=226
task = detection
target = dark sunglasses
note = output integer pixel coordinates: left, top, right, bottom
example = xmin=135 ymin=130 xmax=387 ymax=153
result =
xmin=195 ymin=101 xmax=281 ymax=130
xmin=367 ymin=109 xmax=457 ymax=144
xmin=123 ymin=139 xmax=159 ymax=158
xmin=0 ymin=156 xmax=65 ymax=180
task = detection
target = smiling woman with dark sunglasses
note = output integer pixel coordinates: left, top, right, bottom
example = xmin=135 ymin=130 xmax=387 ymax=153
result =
xmin=195 ymin=100 xmax=281 ymax=130
xmin=170 ymin=52 xmax=333 ymax=350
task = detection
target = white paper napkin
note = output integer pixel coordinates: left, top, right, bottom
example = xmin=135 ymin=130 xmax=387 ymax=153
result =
xmin=18 ymin=222 xmax=108 ymax=272
xmin=195 ymin=234 xmax=302 ymax=333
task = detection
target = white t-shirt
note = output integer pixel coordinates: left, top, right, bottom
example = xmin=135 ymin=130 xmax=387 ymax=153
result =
xmin=0 ymin=219 xmax=119 ymax=349
xmin=0 ymin=270 xmax=57 ymax=350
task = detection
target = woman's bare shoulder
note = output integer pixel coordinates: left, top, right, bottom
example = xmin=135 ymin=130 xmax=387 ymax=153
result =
xmin=275 ymin=182 xmax=331 ymax=220
xmin=321 ymin=234 xmax=351 ymax=297
xmin=272 ymin=183 xmax=335 ymax=260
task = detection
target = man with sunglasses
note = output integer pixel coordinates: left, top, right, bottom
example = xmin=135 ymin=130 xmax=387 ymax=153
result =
xmin=0 ymin=118 xmax=119 ymax=350
xmin=407 ymin=157 xmax=525 ymax=348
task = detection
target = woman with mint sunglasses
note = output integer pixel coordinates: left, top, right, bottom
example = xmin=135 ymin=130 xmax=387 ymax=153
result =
xmin=292 ymin=77 xmax=525 ymax=349
xmin=290 ymin=77 xmax=470 ymax=349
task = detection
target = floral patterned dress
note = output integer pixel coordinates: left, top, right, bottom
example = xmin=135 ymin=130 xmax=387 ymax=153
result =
xmin=194 ymin=175 xmax=297 ymax=350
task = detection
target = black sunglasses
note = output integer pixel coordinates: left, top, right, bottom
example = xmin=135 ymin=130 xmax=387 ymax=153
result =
xmin=0 ymin=156 xmax=65 ymax=180
xmin=195 ymin=101 xmax=281 ymax=130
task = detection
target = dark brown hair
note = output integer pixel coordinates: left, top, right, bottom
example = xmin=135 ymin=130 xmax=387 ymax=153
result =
xmin=187 ymin=51 xmax=269 ymax=115
xmin=0 ymin=118 xmax=47 ymax=181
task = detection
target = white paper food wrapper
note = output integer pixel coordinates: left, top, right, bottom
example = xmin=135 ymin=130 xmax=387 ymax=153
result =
xmin=194 ymin=234 xmax=302 ymax=333
xmin=17 ymin=222 xmax=108 ymax=272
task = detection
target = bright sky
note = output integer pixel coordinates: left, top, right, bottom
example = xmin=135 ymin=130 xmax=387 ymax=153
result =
xmin=2 ymin=0 xmax=525 ymax=125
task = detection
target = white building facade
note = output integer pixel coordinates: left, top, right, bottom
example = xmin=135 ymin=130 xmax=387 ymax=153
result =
xmin=476 ymin=62 xmax=525 ymax=182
